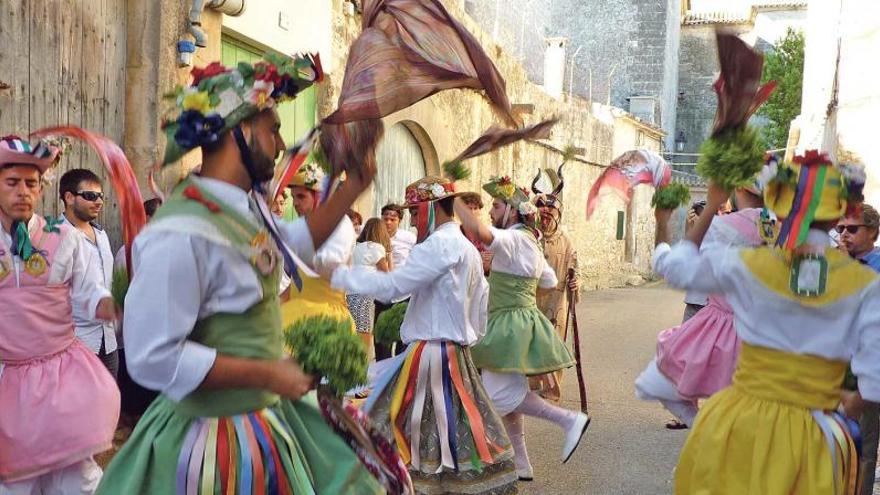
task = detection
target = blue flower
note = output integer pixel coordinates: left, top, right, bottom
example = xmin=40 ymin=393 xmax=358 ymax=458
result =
xmin=173 ymin=110 xmax=225 ymax=150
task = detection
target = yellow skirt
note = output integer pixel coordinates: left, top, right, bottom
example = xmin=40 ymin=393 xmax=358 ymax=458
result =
xmin=675 ymin=343 xmax=858 ymax=495
xmin=280 ymin=275 xmax=355 ymax=334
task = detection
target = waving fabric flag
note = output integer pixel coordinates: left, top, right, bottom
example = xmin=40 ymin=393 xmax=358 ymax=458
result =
xmin=450 ymin=118 xmax=557 ymax=164
xmin=585 ymin=149 xmax=672 ymax=219
xmin=320 ymin=0 xmax=518 ymax=179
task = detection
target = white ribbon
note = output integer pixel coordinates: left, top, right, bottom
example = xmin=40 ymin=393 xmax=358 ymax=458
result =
xmin=409 ymin=346 xmax=431 ymax=470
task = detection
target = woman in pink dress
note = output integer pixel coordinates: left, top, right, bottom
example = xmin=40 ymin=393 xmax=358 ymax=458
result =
xmin=635 ymin=186 xmax=767 ymax=428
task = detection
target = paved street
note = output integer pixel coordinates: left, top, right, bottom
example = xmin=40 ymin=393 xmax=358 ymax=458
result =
xmin=520 ymin=283 xmax=688 ymax=495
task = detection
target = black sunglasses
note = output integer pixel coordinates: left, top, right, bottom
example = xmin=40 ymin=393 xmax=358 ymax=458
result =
xmin=74 ymin=191 xmax=104 ymax=202
xmin=835 ymin=224 xmax=865 ymax=234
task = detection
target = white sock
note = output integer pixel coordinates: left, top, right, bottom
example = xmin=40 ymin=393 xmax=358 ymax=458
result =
xmin=660 ymin=399 xmax=698 ymax=426
xmin=514 ymin=391 xmax=579 ymax=430
xmin=503 ymin=413 xmax=531 ymax=472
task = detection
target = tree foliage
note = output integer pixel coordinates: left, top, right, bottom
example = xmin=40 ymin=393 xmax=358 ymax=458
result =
xmin=758 ymin=28 xmax=805 ymax=149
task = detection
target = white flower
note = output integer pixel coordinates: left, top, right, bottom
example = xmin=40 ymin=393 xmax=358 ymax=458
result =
xmin=430 ymin=183 xmax=446 ymax=198
xmin=518 ymin=202 xmax=537 ymax=216
xmin=839 ymin=162 xmax=866 ymax=186
xmin=213 ymin=88 xmax=245 ymax=118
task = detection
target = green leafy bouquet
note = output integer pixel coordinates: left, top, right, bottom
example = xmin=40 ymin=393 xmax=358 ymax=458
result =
xmin=284 ymin=316 xmax=368 ymax=397
xmin=651 ymin=183 xmax=691 ymax=209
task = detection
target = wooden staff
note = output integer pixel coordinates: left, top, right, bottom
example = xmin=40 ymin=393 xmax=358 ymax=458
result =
xmin=565 ymin=268 xmax=589 ymax=414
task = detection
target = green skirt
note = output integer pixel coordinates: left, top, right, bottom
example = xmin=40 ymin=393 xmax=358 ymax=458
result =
xmin=96 ymin=394 xmax=382 ymax=495
xmin=471 ymin=306 xmax=575 ymax=375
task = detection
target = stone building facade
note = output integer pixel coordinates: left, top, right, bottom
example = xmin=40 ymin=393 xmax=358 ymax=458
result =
xmin=672 ymin=3 xmax=807 ymax=170
xmin=0 ymin=0 xmax=666 ymax=289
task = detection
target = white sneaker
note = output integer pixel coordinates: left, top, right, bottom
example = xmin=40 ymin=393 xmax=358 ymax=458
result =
xmin=561 ymin=413 xmax=590 ymax=463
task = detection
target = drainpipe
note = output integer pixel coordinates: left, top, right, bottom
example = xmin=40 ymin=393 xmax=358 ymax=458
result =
xmin=188 ymin=0 xmax=208 ymax=48
xmin=177 ymin=0 xmax=246 ymax=67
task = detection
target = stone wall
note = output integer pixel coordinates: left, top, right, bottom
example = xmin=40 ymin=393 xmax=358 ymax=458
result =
xmin=543 ymin=0 xmax=681 ymax=147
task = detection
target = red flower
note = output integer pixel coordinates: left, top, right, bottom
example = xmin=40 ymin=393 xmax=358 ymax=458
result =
xmin=793 ymin=149 xmax=830 ymax=168
xmin=183 ymin=185 xmax=221 ymax=213
xmin=254 ymin=62 xmax=282 ymax=86
xmin=191 ymin=62 xmax=228 ymax=85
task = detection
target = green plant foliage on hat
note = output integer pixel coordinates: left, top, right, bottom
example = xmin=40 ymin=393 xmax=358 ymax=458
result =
xmin=161 ymin=53 xmax=324 ymax=166
xmin=284 ymin=315 xmax=367 ymax=397
xmin=651 ymin=183 xmax=691 ymax=209
xmin=696 ymin=126 xmax=765 ymax=190
xmin=374 ymin=302 xmax=408 ymax=345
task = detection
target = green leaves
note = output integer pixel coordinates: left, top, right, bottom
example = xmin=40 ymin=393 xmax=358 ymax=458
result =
xmin=651 ymin=183 xmax=691 ymax=209
xmin=696 ymin=126 xmax=765 ymax=190
xmin=442 ymin=160 xmax=471 ymax=182
xmin=284 ymin=316 xmax=368 ymax=397
xmin=374 ymin=302 xmax=408 ymax=345
xmin=758 ymin=28 xmax=805 ymax=149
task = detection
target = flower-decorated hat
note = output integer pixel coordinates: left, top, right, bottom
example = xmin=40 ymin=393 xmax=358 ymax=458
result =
xmin=403 ymin=176 xmax=460 ymax=208
xmin=289 ymin=162 xmax=327 ymax=192
xmin=761 ymin=150 xmax=866 ymax=250
xmin=402 ymin=176 xmax=463 ymax=242
xmin=0 ymin=136 xmax=60 ymax=174
xmin=483 ymin=175 xmax=537 ymax=217
xmin=161 ymin=52 xmax=323 ymax=166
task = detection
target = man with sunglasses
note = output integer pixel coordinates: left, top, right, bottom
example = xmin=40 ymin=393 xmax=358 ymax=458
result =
xmin=60 ymin=168 xmax=118 ymax=378
xmin=837 ymin=203 xmax=880 ymax=495
xmin=837 ymin=204 xmax=880 ymax=271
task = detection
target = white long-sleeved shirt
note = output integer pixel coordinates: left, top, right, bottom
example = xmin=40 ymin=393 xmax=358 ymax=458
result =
xmin=277 ymin=214 xmax=354 ymax=294
xmin=62 ymin=215 xmax=116 ymax=354
xmin=390 ymin=229 xmax=416 ymax=269
xmin=0 ymin=215 xmax=109 ymax=321
xmin=331 ymin=221 xmax=488 ymax=345
xmin=653 ymin=229 xmax=880 ymax=402
xmin=122 ymin=176 xmax=316 ymax=401
xmin=488 ymin=225 xmax=557 ymax=289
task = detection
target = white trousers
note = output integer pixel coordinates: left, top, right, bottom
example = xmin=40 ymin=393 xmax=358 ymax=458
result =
xmin=481 ymin=370 xmax=529 ymax=416
xmin=0 ymin=459 xmax=102 ymax=495
xmin=634 ymin=359 xmax=698 ymax=426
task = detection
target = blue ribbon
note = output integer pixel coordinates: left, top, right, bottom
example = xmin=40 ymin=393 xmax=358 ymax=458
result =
xmin=440 ymin=341 xmax=459 ymax=471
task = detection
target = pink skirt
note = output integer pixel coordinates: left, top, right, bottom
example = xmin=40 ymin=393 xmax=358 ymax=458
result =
xmin=0 ymin=340 xmax=120 ymax=482
xmin=655 ymin=295 xmax=739 ymax=400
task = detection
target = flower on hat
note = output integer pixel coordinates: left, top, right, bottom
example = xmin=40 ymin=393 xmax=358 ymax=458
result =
xmin=191 ymin=62 xmax=228 ymax=86
xmin=181 ymin=90 xmax=212 ymax=114
xmin=174 ymin=110 xmax=224 ymax=150
xmin=518 ymin=201 xmax=538 ymax=217
xmin=430 ymin=183 xmax=446 ymax=198
xmin=245 ymin=80 xmax=276 ymax=109
xmin=254 ymin=62 xmax=282 ymax=87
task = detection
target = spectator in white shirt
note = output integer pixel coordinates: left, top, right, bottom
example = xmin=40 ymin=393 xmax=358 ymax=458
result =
xmin=381 ymin=203 xmax=416 ymax=268
xmin=60 ymin=168 xmax=118 ymax=378
xmin=376 ymin=203 xmax=417 ymax=359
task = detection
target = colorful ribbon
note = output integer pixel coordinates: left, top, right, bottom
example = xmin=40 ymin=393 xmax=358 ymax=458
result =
xmin=384 ymin=341 xmax=502 ymax=473
xmin=777 ymin=164 xmax=827 ymax=250
xmin=811 ymin=409 xmax=861 ymax=495
xmin=175 ymin=409 xmax=317 ymax=495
